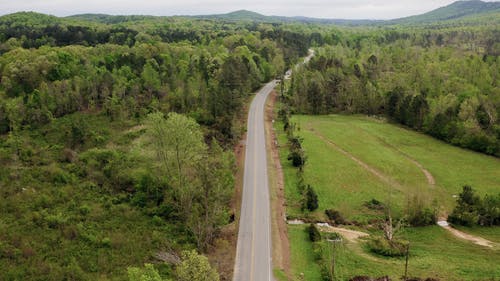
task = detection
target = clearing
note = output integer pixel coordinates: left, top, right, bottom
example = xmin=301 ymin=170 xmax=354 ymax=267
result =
xmin=275 ymin=114 xmax=500 ymax=280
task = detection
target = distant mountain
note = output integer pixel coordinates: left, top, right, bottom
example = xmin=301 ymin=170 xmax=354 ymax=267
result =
xmin=190 ymin=1 xmax=500 ymax=25
xmin=190 ymin=9 xmax=380 ymax=25
xmin=3 ymin=0 xmax=499 ymax=26
xmin=392 ymin=0 xmax=500 ymax=24
xmin=67 ymin=14 xmax=157 ymax=24
xmin=0 ymin=11 xmax=61 ymax=25
xmin=197 ymin=10 xmax=270 ymax=21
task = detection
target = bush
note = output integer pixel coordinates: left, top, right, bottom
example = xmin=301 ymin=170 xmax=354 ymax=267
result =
xmin=364 ymin=198 xmax=384 ymax=210
xmin=367 ymin=236 xmax=408 ymax=257
xmin=408 ymin=207 xmax=436 ymax=226
xmin=304 ymin=185 xmax=318 ymax=211
xmin=447 ymin=185 xmax=500 ymax=226
xmin=307 ymin=224 xmax=321 ymax=242
xmin=325 ymin=209 xmax=346 ymax=225
xmin=407 ymin=196 xmax=437 ymax=227
xmin=448 ymin=209 xmax=477 ymax=227
xmin=323 ymin=232 xmax=341 ymax=241
xmin=287 ymin=150 xmax=306 ymax=167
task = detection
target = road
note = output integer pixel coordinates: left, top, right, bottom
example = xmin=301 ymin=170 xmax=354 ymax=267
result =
xmin=233 ymin=50 xmax=314 ymax=281
xmin=233 ymin=80 xmax=276 ymax=281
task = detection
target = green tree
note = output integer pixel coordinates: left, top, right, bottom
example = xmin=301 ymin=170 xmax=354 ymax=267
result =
xmin=176 ymin=250 xmax=219 ymax=281
xmin=128 ymin=263 xmax=166 ymax=281
xmin=142 ymin=59 xmax=161 ymax=93
xmin=304 ymin=185 xmax=319 ymax=211
xmin=189 ymin=141 xmax=234 ymax=251
xmin=146 ymin=112 xmax=206 ymax=218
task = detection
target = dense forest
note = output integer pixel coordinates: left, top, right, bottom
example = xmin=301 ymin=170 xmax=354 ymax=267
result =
xmin=287 ymin=25 xmax=500 ymax=156
xmin=0 ymin=12 xmax=317 ymax=281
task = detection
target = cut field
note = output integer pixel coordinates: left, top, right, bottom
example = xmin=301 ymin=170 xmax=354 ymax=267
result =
xmin=277 ymin=114 xmax=500 ymax=222
xmin=288 ymin=224 xmax=500 ymax=281
xmin=275 ymin=114 xmax=500 ymax=280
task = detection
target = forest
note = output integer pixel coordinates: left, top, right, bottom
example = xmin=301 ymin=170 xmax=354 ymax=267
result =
xmin=0 ymin=12 xmax=316 ymax=280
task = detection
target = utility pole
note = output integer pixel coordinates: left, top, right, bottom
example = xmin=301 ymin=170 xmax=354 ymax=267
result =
xmin=327 ymin=237 xmax=342 ymax=281
xmin=404 ymin=242 xmax=410 ymax=281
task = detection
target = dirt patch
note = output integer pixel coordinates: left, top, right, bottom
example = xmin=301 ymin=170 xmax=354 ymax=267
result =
xmin=317 ymin=224 xmax=369 ymax=243
xmin=265 ymin=90 xmax=291 ymax=278
xmin=437 ymin=220 xmax=495 ymax=248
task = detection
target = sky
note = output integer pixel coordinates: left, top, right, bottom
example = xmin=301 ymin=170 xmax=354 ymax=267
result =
xmin=0 ymin=0 xmax=495 ymax=19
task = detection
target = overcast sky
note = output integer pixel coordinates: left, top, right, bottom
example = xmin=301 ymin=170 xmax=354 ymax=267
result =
xmin=0 ymin=0 xmax=496 ymax=19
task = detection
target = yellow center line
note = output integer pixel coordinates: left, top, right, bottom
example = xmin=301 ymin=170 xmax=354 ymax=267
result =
xmin=250 ymin=98 xmax=258 ymax=281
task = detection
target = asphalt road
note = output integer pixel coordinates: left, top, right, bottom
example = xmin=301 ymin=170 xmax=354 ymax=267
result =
xmin=233 ymin=50 xmax=314 ymax=281
xmin=233 ymin=80 xmax=276 ymax=281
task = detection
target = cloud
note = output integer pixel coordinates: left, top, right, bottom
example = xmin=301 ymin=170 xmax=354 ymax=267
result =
xmin=0 ymin=0 xmax=459 ymax=19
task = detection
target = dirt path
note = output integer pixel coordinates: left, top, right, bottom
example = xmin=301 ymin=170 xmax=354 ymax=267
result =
xmin=437 ymin=221 xmax=495 ymax=248
xmin=316 ymin=223 xmax=369 ymax=243
xmin=309 ymin=129 xmax=403 ymax=190
xmin=353 ymin=125 xmax=435 ymax=186
xmin=290 ymin=220 xmax=397 ymax=263
xmin=265 ymin=91 xmax=291 ymax=278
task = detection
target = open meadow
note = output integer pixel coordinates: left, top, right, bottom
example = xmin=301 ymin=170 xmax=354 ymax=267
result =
xmin=275 ymin=114 xmax=500 ymax=280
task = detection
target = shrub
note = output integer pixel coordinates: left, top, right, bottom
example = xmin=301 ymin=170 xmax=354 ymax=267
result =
xmin=448 ymin=209 xmax=478 ymax=226
xmin=307 ymin=224 xmax=321 ymax=242
xmin=78 ymin=205 xmax=91 ymax=216
xmin=323 ymin=232 xmax=342 ymax=241
xmin=101 ymin=237 xmax=111 ymax=248
xmin=367 ymin=236 xmax=408 ymax=257
xmin=45 ymin=213 xmax=67 ymax=229
xmin=407 ymin=196 xmax=437 ymax=227
xmin=304 ymin=185 xmax=318 ymax=211
xmin=325 ymin=209 xmax=346 ymax=225
xmin=364 ymin=198 xmax=384 ymax=210
xmin=287 ymin=150 xmax=306 ymax=167
xmin=408 ymin=207 xmax=436 ymax=226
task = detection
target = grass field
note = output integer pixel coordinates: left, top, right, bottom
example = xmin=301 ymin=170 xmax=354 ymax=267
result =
xmin=288 ymin=224 xmax=500 ymax=281
xmin=275 ymin=114 xmax=500 ymax=280
xmin=277 ymin=114 xmax=500 ymax=221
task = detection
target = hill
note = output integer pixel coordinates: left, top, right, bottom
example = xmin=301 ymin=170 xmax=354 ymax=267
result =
xmin=191 ymin=1 xmax=500 ymax=25
xmin=66 ymin=13 xmax=157 ymax=24
xmin=191 ymin=9 xmax=380 ymax=25
xmin=5 ymin=1 xmax=499 ymax=26
xmin=392 ymin=0 xmax=500 ymax=24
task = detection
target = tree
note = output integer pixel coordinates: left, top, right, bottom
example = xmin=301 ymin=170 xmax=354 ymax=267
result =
xmin=142 ymin=59 xmax=161 ymax=93
xmin=176 ymin=250 xmax=219 ymax=281
xmin=189 ymin=141 xmax=234 ymax=251
xmin=146 ymin=112 xmax=206 ymax=218
xmin=308 ymin=223 xmax=321 ymax=242
xmin=448 ymin=185 xmax=481 ymax=226
xmin=128 ymin=264 xmax=166 ymax=281
xmin=304 ymin=185 xmax=319 ymax=211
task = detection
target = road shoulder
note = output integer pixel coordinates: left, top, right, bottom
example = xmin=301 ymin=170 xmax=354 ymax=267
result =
xmin=265 ymin=89 xmax=291 ymax=280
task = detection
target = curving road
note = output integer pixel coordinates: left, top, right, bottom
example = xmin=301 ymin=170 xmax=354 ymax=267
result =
xmin=233 ymin=50 xmax=314 ymax=281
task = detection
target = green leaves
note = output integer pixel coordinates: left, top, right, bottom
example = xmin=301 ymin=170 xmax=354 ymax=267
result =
xmin=176 ymin=250 xmax=219 ymax=281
